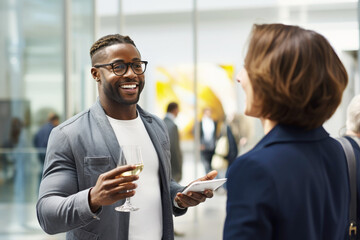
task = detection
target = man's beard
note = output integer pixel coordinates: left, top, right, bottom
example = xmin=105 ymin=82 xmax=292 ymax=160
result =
xmin=103 ymin=82 xmax=142 ymax=105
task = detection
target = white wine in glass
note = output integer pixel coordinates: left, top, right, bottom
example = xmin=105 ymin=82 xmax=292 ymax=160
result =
xmin=115 ymin=145 xmax=143 ymax=212
xmin=121 ymin=163 xmax=144 ymax=177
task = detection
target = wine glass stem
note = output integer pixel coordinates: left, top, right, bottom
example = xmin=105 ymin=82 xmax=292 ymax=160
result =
xmin=125 ymin=197 xmax=131 ymax=206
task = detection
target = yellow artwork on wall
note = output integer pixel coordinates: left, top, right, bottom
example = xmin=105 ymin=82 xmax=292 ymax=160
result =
xmin=155 ymin=63 xmax=237 ymax=140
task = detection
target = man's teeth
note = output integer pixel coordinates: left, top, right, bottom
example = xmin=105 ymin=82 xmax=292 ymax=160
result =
xmin=121 ymin=84 xmax=136 ymax=89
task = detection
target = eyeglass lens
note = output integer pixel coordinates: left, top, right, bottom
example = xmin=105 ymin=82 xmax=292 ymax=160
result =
xmin=113 ymin=62 xmax=146 ymax=75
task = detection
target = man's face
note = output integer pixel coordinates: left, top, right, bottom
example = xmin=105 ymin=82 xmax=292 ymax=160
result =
xmin=173 ymin=107 xmax=179 ymax=117
xmin=94 ymin=43 xmax=145 ymax=106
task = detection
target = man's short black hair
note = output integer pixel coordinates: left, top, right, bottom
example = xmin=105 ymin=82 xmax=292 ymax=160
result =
xmin=90 ymin=34 xmax=137 ymax=65
xmin=166 ymin=102 xmax=179 ymax=113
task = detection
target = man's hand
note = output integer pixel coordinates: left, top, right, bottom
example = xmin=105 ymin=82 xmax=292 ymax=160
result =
xmin=174 ymin=170 xmax=218 ymax=208
xmin=88 ymin=165 xmax=139 ymax=212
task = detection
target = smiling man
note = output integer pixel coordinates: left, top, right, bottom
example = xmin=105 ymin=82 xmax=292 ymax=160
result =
xmin=36 ymin=34 xmax=217 ymax=240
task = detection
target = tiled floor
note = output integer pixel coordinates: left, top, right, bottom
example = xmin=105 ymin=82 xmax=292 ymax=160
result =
xmin=0 ymin=148 xmax=227 ymax=240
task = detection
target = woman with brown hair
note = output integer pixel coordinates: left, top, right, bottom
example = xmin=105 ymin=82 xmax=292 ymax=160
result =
xmin=224 ymin=23 xmax=349 ymax=240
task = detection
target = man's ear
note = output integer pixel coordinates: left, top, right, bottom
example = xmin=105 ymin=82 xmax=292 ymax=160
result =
xmin=91 ymin=67 xmax=100 ymax=82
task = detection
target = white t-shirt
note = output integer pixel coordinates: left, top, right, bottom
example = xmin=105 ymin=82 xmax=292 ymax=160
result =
xmin=107 ymin=114 xmax=163 ymax=240
xmin=202 ymin=116 xmax=215 ymax=142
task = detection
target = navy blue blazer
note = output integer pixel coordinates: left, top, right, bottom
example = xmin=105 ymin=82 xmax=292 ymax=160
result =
xmin=224 ymin=124 xmax=349 ymax=240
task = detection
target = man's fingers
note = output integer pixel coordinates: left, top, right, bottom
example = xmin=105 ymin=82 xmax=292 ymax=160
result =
xmin=175 ymin=194 xmax=195 ymax=208
xmin=185 ymin=170 xmax=218 ymax=188
xmin=203 ymin=189 xmax=214 ymax=198
xmin=175 ymin=191 xmax=209 ymax=208
xmin=116 ymin=190 xmax=136 ymax=199
xmin=105 ymin=175 xmax=139 ymax=189
xmin=111 ymin=182 xmax=138 ymax=195
xmin=197 ymin=170 xmax=218 ymax=181
xmin=185 ymin=192 xmax=207 ymax=202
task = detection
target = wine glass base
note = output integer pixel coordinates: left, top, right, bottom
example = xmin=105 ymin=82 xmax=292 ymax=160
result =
xmin=115 ymin=205 xmax=139 ymax=212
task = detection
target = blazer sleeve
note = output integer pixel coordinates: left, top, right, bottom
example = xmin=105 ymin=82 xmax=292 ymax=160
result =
xmin=36 ymin=127 xmax=99 ymax=234
xmin=224 ymin=156 xmax=277 ymax=240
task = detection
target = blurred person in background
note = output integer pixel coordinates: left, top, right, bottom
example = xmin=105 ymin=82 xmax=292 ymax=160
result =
xmin=163 ymin=102 xmax=183 ymax=183
xmin=163 ymin=101 xmax=184 ymax=237
xmin=224 ymin=23 xmax=349 ymax=240
xmin=345 ymin=94 xmax=360 ymax=139
xmin=344 ymin=94 xmax=360 ymax=234
xmin=36 ymin=34 xmax=217 ymax=240
xmin=200 ymin=107 xmax=218 ymax=174
xmin=33 ymin=113 xmax=60 ymax=184
xmin=0 ymin=118 xmax=23 ymax=182
xmin=210 ymin=117 xmax=238 ymax=193
xmin=228 ymin=113 xmax=254 ymax=154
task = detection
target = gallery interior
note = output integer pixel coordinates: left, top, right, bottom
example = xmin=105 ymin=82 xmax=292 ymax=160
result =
xmin=0 ymin=0 xmax=359 ymax=239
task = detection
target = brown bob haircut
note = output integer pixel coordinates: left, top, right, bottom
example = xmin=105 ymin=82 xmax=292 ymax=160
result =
xmin=245 ymin=23 xmax=348 ymax=129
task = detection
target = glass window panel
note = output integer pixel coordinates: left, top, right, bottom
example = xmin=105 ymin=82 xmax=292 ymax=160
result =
xmin=70 ymin=0 xmax=96 ymax=114
xmin=0 ymin=0 xmax=93 ymax=239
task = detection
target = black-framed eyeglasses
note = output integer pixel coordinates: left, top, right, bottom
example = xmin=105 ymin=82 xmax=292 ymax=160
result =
xmin=94 ymin=60 xmax=148 ymax=76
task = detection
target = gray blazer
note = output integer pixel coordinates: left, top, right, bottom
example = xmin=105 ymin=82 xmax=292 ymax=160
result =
xmin=36 ymin=99 xmax=186 ymax=240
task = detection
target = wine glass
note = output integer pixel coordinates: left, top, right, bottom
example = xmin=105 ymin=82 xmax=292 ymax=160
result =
xmin=115 ymin=145 xmax=144 ymax=212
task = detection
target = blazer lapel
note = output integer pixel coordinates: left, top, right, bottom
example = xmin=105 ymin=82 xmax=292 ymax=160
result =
xmin=137 ymin=106 xmax=170 ymax=190
xmin=90 ymin=99 xmax=120 ymax=166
